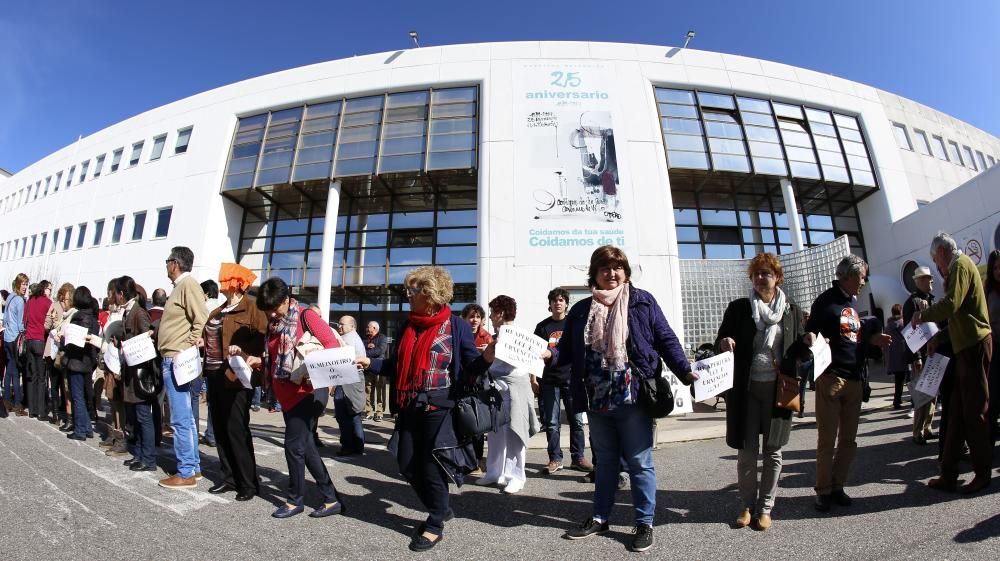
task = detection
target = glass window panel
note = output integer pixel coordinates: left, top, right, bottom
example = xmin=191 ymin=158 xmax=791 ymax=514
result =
xmin=661 ymin=118 xmax=703 ymax=135
xmin=701 ymin=111 xmax=739 ymax=124
xmin=255 ymin=167 xmax=291 ymax=186
xmin=842 ymin=141 xmax=868 ymax=157
xmin=341 ymin=111 xmax=383 ymax=128
xmin=784 ymin=146 xmax=817 ymax=162
xmin=272 ymin=236 xmax=307 ymax=251
xmin=810 ymin=122 xmax=837 ymax=137
xmin=789 ymin=161 xmax=821 ymax=179
xmin=976 ymin=151 xmax=987 ymax=171
xmin=745 ymin=126 xmax=780 ymax=142
xmin=432 ymin=87 xmax=476 ymax=104
xmin=427 ymin=150 xmax=475 ymax=170
xmin=911 ymin=130 xmax=929 ymax=154
xmin=675 ymin=226 xmax=699 ymax=242
xmin=435 ymin=246 xmax=476 ymax=264
xmin=392 ymin=212 xmax=434 ymax=228
xmin=892 ymin=123 xmax=912 ymax=150
xmin=231 ymin=142 xmax=261 ymax=159
xmin=338 ymin=126 xmax=379 ymax=144
xmin=385 ymin=106 xmax=428 ymax=123
xmin=809 ymin=231 xmax=836 ymax=244
xmin=674 ymin=208 xmax=698 ymax=225
xmin=349 ymin=213 xmax=389 ymax=230
xmin=262 ymin=136 xmax=295 ymax=154
xmin=963 ymin=146 xmax=977 ymax=170
xmin=238 ymin=114 xmax=268 ymax=131
xmin=275 ymin=219 xmax=310 ymax=235
xmin=704 ymin=244 xmax=742 ymax=259
xmin=345 ymin=96 xmax=384 ymax=113
xmin=748 ymin=141 xmax=784 ymax=159
xmin=299 ymin=131 xmax=336 ymax=148
xmin=224 ymin=173 xmax=255 ymax=190
xmin=380 ymin=136 xmax=426 ymax=156
xmin=265 ymin=121 xmax=300 ymax=139
xmin=813 ymin=134 xmax=841 ymax=152
xmin=708 ymin=138 xmax=747 ymax=155
xmin=947 ymin=141 xmax=962 ymax=164
xmin=383 ymin=121 xmax=426 ymax=139
xmin=659 ymin=104 xmax=699 ymax=119
xmin=654 ymin=89 xmax=695 ymax=104
xmin=443 ymin=265 xmax=477 ymax=284
xmin=438 ymin=209 xmax=476 ymax=227
xmin=390 ymin=247 xmax=433 ymax=266
xmin=664 ymin=133 xmax=706 ymax=151
xmin=666 ymin=151 xmax=710 ymax=169
xmin=429 ymin=134 xmax=475 ymax=152
xmin=697 ymin=92 xmax=735 ymax=109
xmin=700 ymin=209 xmax=737 ymax=226
xmin=851 ymin=170 xmax=876 ymax=186
xmin=838 ymin=128 xmax=862 ymax=143
xmin=823 ymin=166 xmax=850 ymax=183
xmin=296 ymin=145 xmax=334 ymax=164
xmin=846 ymin=154 xmax=871 ymax=170
xmin=818 ymin=150 xmax=846 ymax=167
xmin=155 ymin=208 xmax=172 ymax=238
xmin=437 ymin=228 xmax=477 ymax=244
xmin=712 ymin=154 xmax=751 ymax=172
xmin=740 ymin=112 xmax=775 ymax=127
xmin=805 ymin=108 xmax=832 ymax=124
xmin=292 ymin=162 xmax=331 ymax=181
xmin=834 ymin=114 xmax=858 ymax=130
xmin=388 ymin=91 xmax=429 ymax=108
xmin=431 ymin=102 xmax=476 ymax=119
xmin=259 ymin=151 xmax=294 ymax=169
xmin=736 ymin=97 xmax=771 ymax=113
xmin=752 ymin=157 xmax=787 ymax=176
xmin=270 ymin=253 xmax=306 ymax=269
xmin=989 ymin=155 xmax=996 ymax=166
xmin=235 ymin=127 xmax=265 ymax=144
xmin=430 ymin=117 xmax=475 ymax=135
xmin=150 ymin=136 xmax=166 ymax=161
xmin=931 ymin=136 xmax=948 ymax=160
xmin=337 ymin=141 xmax=379 ymax=159
xmin=704 ymin=121 xmax=742 ymax=139
xmin=772 ymin=102 xmax=803 ymax=120
xmin=131 ymin=212 xmax=146 ymax=241
xmin=379 ymin=154 xmax=424 ymax=173
xmin=304 ymin=101 xmax=341 ymax=119
xmin=806 ymin=214 xmax=833 ymax=229
xmin=678 ymin=243 xmax=702 ymax=259
xmin=269 ymin=107 xmax=303 ymax=125
xmin=344 ymin=248 xmax=387 ymax=267
xmin=301 ymin=117 xmax=339 ymax=134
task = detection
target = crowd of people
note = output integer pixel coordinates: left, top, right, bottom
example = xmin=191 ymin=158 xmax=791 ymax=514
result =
xmin=0 ymin=233 xmax=997 ymax=553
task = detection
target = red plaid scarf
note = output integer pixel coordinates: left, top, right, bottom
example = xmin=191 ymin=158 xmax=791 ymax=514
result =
xmin=395 ymin=305 xmax=452 ymax=408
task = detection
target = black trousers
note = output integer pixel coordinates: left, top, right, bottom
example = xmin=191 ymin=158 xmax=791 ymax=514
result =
xmin=395 ymin=407 xmax=452 ymax=535
xmin=890 ymin=370 xmax=907 ymax=407
xmin=25 ymin=340 xmax=47 ymax=417
xmin=283 ymin=394 xmax=338 ymax=506
xmin=206 ymin=373 xmax=259 ymax=494
xmin=47 ymin=358 xmax=67 ymax=421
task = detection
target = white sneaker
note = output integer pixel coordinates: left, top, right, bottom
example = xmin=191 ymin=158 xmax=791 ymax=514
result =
xmin=502 ymin=480 xmax=524 ymax=494
xmin=906 ymin=410 xmax=915 ymax=419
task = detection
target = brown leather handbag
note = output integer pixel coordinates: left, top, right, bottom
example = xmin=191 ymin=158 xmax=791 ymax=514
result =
xmin=775 ymin=373 xmax=801 ymax=412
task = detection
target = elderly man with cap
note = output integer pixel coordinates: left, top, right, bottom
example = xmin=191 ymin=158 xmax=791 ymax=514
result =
xmin=913 ymin=231 xmax=992 ymax=494
xmin=903 ymin=265 xmax=937 ymax=444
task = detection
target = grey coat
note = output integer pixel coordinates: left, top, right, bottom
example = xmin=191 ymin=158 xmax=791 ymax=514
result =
xmin=491 ymin=361 xmax=539 ymax=447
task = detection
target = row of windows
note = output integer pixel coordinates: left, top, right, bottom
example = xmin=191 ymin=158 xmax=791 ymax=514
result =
xmin=0 ymin=207 xmax=172 ymax=262
xmin=655 ymin=89 xmax=877 ymax=187
xmin=223 ymin=87 xmax=478 ymax=191
xmin=1 ymin=128 xmax=193 ymax=215
xmin=891 ymin=122 xmax=996 ymax=173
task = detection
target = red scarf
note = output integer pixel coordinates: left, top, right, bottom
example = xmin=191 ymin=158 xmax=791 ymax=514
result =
xmin=395 ymin=305 xmax=452 ymax=400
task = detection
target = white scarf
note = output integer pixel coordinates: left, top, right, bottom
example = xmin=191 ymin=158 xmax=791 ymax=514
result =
xmin=751 ymin=286 xmax=786 ymax=352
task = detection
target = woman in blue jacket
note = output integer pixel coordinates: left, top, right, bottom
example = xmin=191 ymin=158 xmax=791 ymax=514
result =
xmin=556 ymin=246 xmax=696 ymax=553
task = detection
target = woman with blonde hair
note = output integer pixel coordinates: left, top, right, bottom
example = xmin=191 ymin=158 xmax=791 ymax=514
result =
xmin=46 ymin=283 xmax=75 ymax=429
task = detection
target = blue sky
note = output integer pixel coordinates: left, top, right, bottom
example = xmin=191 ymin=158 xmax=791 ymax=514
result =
xmin=1 ymin=0 xmax=997 ymax=173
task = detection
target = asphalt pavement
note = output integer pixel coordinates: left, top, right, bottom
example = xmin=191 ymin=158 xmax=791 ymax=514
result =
xmin=1 ymin=379 xmax=998 ymax=561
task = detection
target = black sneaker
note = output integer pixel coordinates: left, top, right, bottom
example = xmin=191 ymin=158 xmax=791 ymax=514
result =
xmin=629 ymin=524 xmax=654 ymax=552
xmin=814 ymin=494 xmax=831 ymax=512
xmin=563 ymin=518 xmax=609 ymax=540
xmin=830 ymin=489 xmax=852 ymax=507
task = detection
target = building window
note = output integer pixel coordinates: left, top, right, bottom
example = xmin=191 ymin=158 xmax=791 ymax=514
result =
xmin=427 ymin=87 xmax=478 ymax=171
xmin=931 ymin=135 xmax=948 ymax=161
xmin=806 ymin=108 xmax=849 ymax=183
xmin=154 ymin=207 xmax=172 ymax=238
xmin=989 ymin=155 xmax=996 ymax=167
xmin=335 ymin=97 xmax=382 ymax=177
xmin=132 ymin=211 xmax=146 ymax=241
xmin=656 ymin=89 xmax=709 ymax=170
xmin=43 ymin=176 xmax=52 ymax=197
xmin=175 ymin=127 xmax=192 ymax=154
xmin=33 ymin=181 xmax=41 ymax=201
xmin=39 ymin=232 xmax=47 ymax=254
xmin=912 ymin=129 xmax=931 ymax=155
xmin=963 ymin=146 xmax=977 ymax=171
xmin=946 ymin=140 xmax=963 ymax=165
xmin=76 ymin=223 xmax=87 ymax=249
xmin=110 ymin=148 xmax=123 ymax=172
xmin=378 ymin=91 xmax=427 ymax=174
xmin=30 ymin=235 xmax=36 ymax=256
xmin=94 ymin=154 xmax=106 ymax=177
xmin=78 ymin=161 xmax=89 ymax=183
xmin=67 ymin=166 xmax=75 ymax=188
xmin=976 ymin=151 xmax=987 ymax=171
xmin=129 ymin=142 xmax=144 ymax=167
xmin=111 ymin=215 xmax=124 ymax=244
xmin=257 ymin=107 xmax=303 ymax=185
xmin=224 ymin=115 xmax=267 ymax=190
xmin=54 ymin=171 xmax=62 ymax=192
xmin=50 ymin=230 xmax=58 ymax=253
xmin=62 ymin=227 xmax=72 ymax=251
xmin=150 ymin=134 xmax=167 ymax=161
xmin=891 ymin=123 xmax=912 ymax=150
xmin=835 ymin=114 xmax=875 ymax=186
xmin=292 ymin=101 xmax=340 ymax=181
xmin=93 ymin=219 xmax=105 ymax=246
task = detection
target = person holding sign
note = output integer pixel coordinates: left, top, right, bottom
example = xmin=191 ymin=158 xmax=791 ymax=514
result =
xmin=804 ymin=255 xmax=891 ymax=513
xmin=113 ymin=277 xmax=158 ymax=472
xmin=715 ymin=253 xmax=804 ymax=531
xmin=62 ymin=287 xmax=100 ymax=441
xmin=476 ymin=295 xmax=540 ymax=495
xmin=902 ymin=266 xmax=937 ymax=443
xmin=556 ymin=246 xmax=695 ymax=554
xmin=356 ymin=266 xmax=490 ymax=552
xmin=202 ymin=264 xmax=268 ymax=501
xmin=913 ymin=232 xmax=993 ymax=494
xmin=250 ymin=277 xmax=346 ymax=519
xmin=156 ymin=247 xmax=209 ymax=490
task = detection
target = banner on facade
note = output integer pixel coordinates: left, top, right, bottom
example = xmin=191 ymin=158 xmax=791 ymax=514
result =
xmin=513 ymin=61 xmax=634 ymax=265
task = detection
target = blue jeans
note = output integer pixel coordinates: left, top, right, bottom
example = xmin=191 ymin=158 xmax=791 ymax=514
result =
xmin=334 ymin=386 xmax=365 ymax=453
xmin=127 ymin=402 xmax=156 ymax=467
xmin=539 ymin=383 xmax=586 ymax=462
xmin=251 ymin=386 xmax=262 ymax=407
xmin=589 ymin=404 xmax=656 ymax=526
xmin=68 ymin=371 xmax=92 ymax=437
xmin=162 ymin=357 xmax=200 ymax=478
xmin=3 ymin=339 xmax=22 ymax=405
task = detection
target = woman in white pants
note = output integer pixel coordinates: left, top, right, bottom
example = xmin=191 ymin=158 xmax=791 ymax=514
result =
xmin=478 ymin=295 xmax=539 ymax=494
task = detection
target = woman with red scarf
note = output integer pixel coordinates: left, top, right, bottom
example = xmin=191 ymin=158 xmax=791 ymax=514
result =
xmin=358 ymin=266 xmax=490 ymax=552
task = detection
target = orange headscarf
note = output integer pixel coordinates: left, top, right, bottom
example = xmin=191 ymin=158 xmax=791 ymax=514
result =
xmin=218 ymin=263 xmax=257 ymax=293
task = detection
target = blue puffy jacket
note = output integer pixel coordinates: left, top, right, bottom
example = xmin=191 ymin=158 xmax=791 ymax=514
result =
xmin=552 ymin=285 xmax=691 ymax=414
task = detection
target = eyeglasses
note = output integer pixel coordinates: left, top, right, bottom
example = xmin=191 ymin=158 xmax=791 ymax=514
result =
xmin=752 ymin=270 xmax=775 ymax=278
xmin=165 ymin=258 xmax=177 ymax=265
xmin=404 ymin=287 xmax=422 ymax=297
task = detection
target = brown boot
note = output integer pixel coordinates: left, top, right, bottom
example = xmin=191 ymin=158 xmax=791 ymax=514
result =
xmin=735 ymin=508 xmax=751 ymax=528
xmin=927 ymin=477 xmax=962 ymax=492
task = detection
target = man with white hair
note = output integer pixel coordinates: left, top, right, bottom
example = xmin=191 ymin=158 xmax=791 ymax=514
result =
xmin=913 ymin=231 xmax=992 ymax=494
xmin=804 ymin=254 xmax=891 ymax=512
xmin=334 ymin=315 xmax=367 ymax=456
xmin=363 ymin=321 xmax=389 ymax=422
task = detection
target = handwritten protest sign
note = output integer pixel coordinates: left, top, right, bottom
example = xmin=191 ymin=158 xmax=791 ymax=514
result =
xmin=172 ymin=345 xmax=202 ymax=386
xmin=63 ymin=323 xmax=88 ymax=348
xmin=304 ymin=346 xmax=361 ymax=388
xmin=901 ymin=322 xmax=939 ymax=354
xmin=228 ymin=355 xmax=254 ymax=389
xmin=121 ymin=333 xmax=157 ymax=366
xmin=103 ymin=347 xmax=121 ymax=375
xmin=912 ymin=353 xmax=949 ymax=408
xmin=495 ymin=325 xmax=547 ymax=375
xmin=811 ymin=335 xmax=832 ymax=379
xmin=692 ymin=351 xmax=734 ymax=401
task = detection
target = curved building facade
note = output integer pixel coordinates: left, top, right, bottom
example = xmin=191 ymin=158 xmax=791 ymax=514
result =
xmin=2 ymin=41 xmax=998 ymax=344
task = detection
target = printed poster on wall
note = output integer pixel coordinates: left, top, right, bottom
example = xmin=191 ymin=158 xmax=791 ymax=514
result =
xmin=513 ymin=61 xmax=634 ymax=265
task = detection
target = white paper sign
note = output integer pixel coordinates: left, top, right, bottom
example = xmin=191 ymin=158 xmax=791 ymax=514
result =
xmin=495 ymin=325 xmax=548 ymax=375
xmin=912 ymin=353 xmax=949 ymax=406
xmin=666 ymin=369 xmax=694 ymax=416
xmin=811 ymin=335 xmax=832 ymax=379
xmin=172 ymin=345 xmax=202 ymax=386
xmin=692 ymin=351 xmax=735 ymax=401
xmin=228 ymin=355 xmax=254 ymax=389
xmin=901 ymin=322 xmax=939 ymax=354
xmin=63 ymin=323 xmax=88 ymax=348
xmin=103 ymin=347 xmax=121 ymax=374
xmin=304 ymin=346 xmax=361 ymax=389
xmin=121 ymin=334 xmax=157 ymax=366
xmin=47 ymin=334 xmax=59 ymax=359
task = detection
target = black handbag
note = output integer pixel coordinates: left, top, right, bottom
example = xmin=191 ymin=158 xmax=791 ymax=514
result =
xmin=454 ymin=375 xmax=510 ymax=439
xmin=131 ymin=360 xmax=163 ymax=401
xmin=629 ymin=338 xmax=675 ymax=418
xmin=14 ymin=332 xmax=29 ymax=369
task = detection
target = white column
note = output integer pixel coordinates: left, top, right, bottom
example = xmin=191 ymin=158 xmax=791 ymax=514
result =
xmin=316 ymin=180 xmax=342 ymax=322
xmin=780 ymin=178 xmax=805 ymax=252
